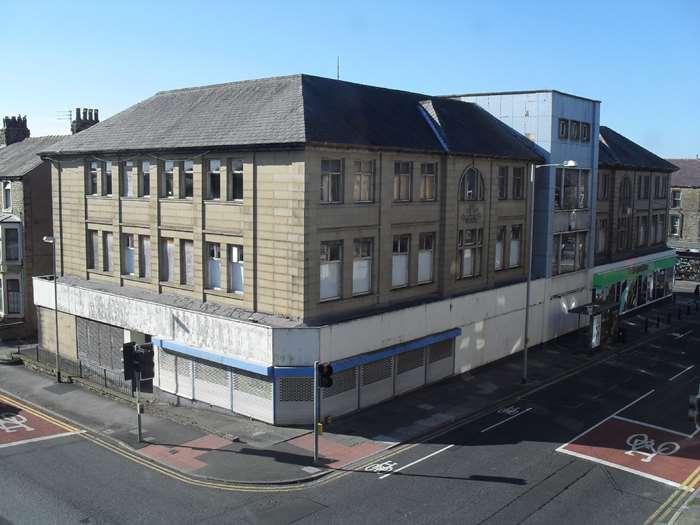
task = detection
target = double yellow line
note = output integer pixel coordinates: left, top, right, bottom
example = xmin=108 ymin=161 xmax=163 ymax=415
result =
xmin=0 ymin=391 xmax=356 ymax=493
xmin=644 ymin=465 xmax=700 ymax=524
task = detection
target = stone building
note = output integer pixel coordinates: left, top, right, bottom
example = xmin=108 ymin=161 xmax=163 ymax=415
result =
xmin=667 ymin=158 xmax=700 ymax=251
xmin=592 ymin=126 xmax=677 ymax=313
xmin=34 ymin=74 xmax=553 ymax=424
xmin=0 ymin=116 xmax=63 ymax=339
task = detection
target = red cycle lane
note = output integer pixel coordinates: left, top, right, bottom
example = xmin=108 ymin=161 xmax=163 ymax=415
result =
xmin=558 ymin=417 xmax=700 ymax=488
xmin=0 ymin=398 xmax=78 ymax=448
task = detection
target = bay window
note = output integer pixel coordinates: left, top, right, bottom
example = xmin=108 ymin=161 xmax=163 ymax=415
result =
xmin=4 ymin=228 xmax=19 ymax=261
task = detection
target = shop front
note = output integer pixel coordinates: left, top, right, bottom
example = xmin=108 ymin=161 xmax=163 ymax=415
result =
xmin=592 ymin=253 xmax=676 ymax=315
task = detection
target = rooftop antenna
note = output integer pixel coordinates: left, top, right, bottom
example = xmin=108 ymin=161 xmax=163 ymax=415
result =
xmin=337 ymin=56 xmax=340 ymax=80
xmin=56 ymin=110 xmax=72 ymax=122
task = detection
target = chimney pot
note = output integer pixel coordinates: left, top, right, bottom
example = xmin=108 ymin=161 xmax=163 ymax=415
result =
xmin=88 ymin=109 xmax=93 ymax=121
xmin=94 ymin=109 xmax=99 ymax=122
xmin=75 ymin=108 xmax=81 ymax=121
xmin=82 ymin=108 xmax=88 ymax=120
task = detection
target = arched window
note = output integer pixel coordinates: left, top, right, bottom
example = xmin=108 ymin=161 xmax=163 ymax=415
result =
xmin=460 ymin=168 xmax=484 ymax=201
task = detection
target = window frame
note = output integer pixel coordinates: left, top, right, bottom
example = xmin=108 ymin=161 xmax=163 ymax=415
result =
xmin=417 ymin=232 xmax=435 ymax=284
xmin=3 ymin=226 xmax=20 ymax=263
xmin=497 ymin=167 xmax=508 ymax=200
xmin=509 ymin=225 xmax=522 ymax=268
xmin=391 ymin=234 xmax=411 ymax=288
xmin=393 ymin=161 xmax=412 ymax=203
xmin=552 ymin=231 xmax=587 ymax=275
xmin=181 ymin=239 xmax=195 ymax=286
xmin=352 ymin=238 xmax=373 ymax=295
xmin=88 ymin=161 xmax=99 ymax=195
xmin=206 ymin=242 xmax=222 ymax=289
xmin=320 ymin=240 xmax=343 ymax=300
xmin=102 ymin=231 xmax=113 ymax=272
xmin=228 ymin=244 xmax=245 ymax=294
xmin=121 ymin=233 xmax=136 ymax=275
xmin=6 ymin=278 xmax=21 ymax=315
xmin=102 ymin=161 xmax=113 ymax=196
xmin=512 ymin=167 xmax=524 ymax=200
xmin=321 ymin=159 xmax=344 ymax=204
xmin=140 ymin=160 xmax=151 ymax=197
xmin=419 ymin=162 xmax=437 ymax=201
xmin=554 ymin=168 xmax=590 ymax=210
xmin=2 ymin=182 xmax=11 ymax=210
xmin=570 ymin=120 xmax=580 ymax=141
xmin=163 ymin=160 xmax=175 ymax=198
xmin=182 ymin=160 xmax=194 ymax=199
xmin=207 ymin=159 xmax=221 ymax=200
xmin=458 ymin=228 xmax=482 ymax=278
xmin=558 ymin=118 xmax=569 ymax=140
xmin=353 ymin=160 xmax=375 ymax=203
xmin=581 ymin=122 xmax=591 ymax=143
xmin=671 ymin=190 xmax=681 ymax=208
xmin=228 ymin=159 xmax=244 ymax=201
xmin=460 ymin=167 xmax=484 ymax=201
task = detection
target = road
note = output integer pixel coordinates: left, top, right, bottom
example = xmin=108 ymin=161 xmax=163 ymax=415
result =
xmin=2 ymin=317 xmax=700 ymax=524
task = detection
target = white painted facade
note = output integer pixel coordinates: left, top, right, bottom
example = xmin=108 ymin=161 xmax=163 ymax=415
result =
xmin=34 ymin=271 xmax=587 ymax=424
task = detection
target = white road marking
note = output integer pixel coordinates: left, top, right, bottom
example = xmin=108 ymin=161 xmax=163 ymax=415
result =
xmin=674 ymin=330 xmax=693 ymax=340
xmin=0 ymin=430 xmax=83 ymax=449
xmin=378 ymin=444 xmax=454 ymax=480
xmin=480 ymin=408 xmax=533 ymax=433
xmin=557 ymin=389 xmax=655 ymax=451
xmin=669 ymin=365 xmax=695 ymax=381
xmin=613 ymin=416 xmax=695 ymax=439
xmin=557 ymin=448 xmax=686 ymax=490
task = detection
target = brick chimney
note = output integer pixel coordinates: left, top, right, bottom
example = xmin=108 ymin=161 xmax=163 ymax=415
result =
xmin=71 ymin=107 xmax=99 ymax=134
xmin=1 ymin=115 xmax=30 ymax=147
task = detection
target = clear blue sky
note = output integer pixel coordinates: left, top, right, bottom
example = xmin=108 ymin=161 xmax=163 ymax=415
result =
xmin=2 ymin=0 xmax=698 ymax=157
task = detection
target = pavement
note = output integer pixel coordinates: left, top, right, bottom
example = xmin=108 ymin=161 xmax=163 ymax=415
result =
xmin=0 ymin=293 xmax=693 ymax=488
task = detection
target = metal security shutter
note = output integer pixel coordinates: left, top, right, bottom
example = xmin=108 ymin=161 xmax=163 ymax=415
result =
xmin=234 ymin=369 xmax=272 ymax=400
xmin=361 ymin=358 xmax=392 ymax=386
xmin=158 ymin=349 xmax=176 ymax=393
xmin=193 ymin=359 xmax=231 ymax=409
xmin=429 ymin=341 xmax=452 ymax=363
xmin=323 ymin=368 xmax=357 ymax=398
xmin=76 ymin=317 xmax=124 ymax=370
xmin=397 ymin=348 xmax=424 ymax=374
xmin=176 ymin=355 xmax=193 ymax=399
xmin=278 ymin=377 xmax=313 ymax=402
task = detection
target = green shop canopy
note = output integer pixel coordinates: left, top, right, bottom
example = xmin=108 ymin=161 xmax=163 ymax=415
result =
xmin=592 ymin=255 xmax=676 ymax=289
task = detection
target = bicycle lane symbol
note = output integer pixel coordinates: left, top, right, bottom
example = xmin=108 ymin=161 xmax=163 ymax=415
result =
xmin=624 ymin=433 xmax=680 ymax=464
xmin=364 ymin=460 xmax=398 ymax=474
xmin=0 ymin=412 xmax=35 ymax=433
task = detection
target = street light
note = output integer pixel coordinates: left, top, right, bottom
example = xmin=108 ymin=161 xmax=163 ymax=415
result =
xmin=522 ymin=160 xmax=577 ymax=384
xmin=42 ymin=235 xmax=60 ymax=383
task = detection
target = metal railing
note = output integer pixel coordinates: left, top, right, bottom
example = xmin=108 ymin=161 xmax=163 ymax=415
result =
xmin=17 ymin=345 xmax=133 ymax=397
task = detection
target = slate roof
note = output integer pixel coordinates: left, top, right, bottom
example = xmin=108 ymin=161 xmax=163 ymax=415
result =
xmin=668 ymin=159 xmax=700 ymax=188
xmin=0 ymin=136 xmax=65 ymax=178
xmin=598 ymin=126 xmax=677 ymax=172
xmin=41 ymin=74 xmax=543 ymax=162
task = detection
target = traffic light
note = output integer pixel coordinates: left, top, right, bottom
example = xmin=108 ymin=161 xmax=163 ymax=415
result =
xmin=317 ymin=362 xmax=334 ymax=388
xmin=137 ymin=343 xmax=155 ymax=380
xmin=689 ymin=394 xmax=700 ymax=428
xmin=121 ymin=342 xmax=136 ymax=381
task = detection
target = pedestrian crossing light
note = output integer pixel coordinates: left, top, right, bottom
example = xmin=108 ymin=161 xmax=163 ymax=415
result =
xmin=317 ymin=362 xmax=334 ymax=388
xmin=688 ymin=394 xmax=700 ymax=429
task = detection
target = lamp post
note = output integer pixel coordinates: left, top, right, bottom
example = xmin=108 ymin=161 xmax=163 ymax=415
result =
xmin=522 ymin=160 xmax=577 ymax=384
xmin=42 ymin=235 xmax=60 ymax=383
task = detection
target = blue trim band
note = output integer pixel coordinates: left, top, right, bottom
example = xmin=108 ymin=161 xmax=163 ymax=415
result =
xmin=153 ymin=328 xmax=460 ymax=379
xmin=332 ymin=328 xmax=461 ymax=373
xmin=153 ymin=338 xmax=273 ymax=376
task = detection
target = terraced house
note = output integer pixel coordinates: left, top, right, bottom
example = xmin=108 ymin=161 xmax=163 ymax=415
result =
xmin=592 ymin=126 xmax=677 ymax=314
xmin=0 ymin=116 xmax=64 ymax=340
xmin=33 ymin=74 xmax=555 ymax=424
